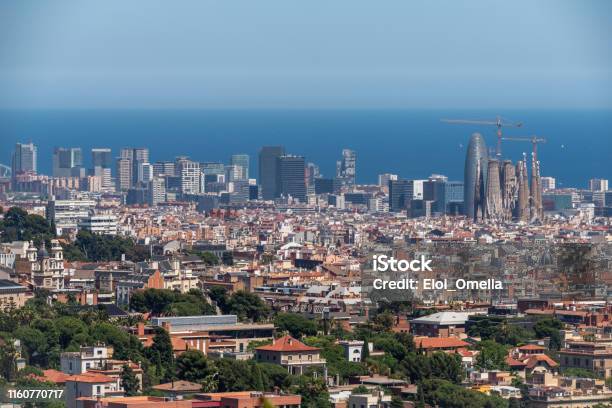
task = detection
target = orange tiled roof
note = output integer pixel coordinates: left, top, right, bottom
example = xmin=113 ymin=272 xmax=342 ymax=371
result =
xmin=414 ymin=337 xmax=470 ymax=350
xmin=524 ymin=354 xmax=559 ymax=369
xmin=32 ymin=369 xmax=70 ymax=384
xmin=255 ymin=335 xmax=320 ymax=352
xmin=505 ymin=356 xmax=528 ymax=367
xmin=65 ymin=372 xmax=115 ymax=384
xmin=518 ymin=344 xmax=546 ymax=351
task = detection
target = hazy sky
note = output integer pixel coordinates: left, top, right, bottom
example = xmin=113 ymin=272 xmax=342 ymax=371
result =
xmin=1 ymin=0 xmax=611 ymax=109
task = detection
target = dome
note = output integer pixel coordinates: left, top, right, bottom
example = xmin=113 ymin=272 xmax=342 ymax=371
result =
xmin=37 ymin=242 xmax=49 ymax=259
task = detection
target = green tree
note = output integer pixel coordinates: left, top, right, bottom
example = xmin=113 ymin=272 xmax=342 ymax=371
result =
xmin=534 ymin=318 xmax=563 ymax=350
xmin=419 ymin=379 xmax=508 ymax=408
xmin=146 ymin=327 xmax=175 ymax=382
xmin=294 ymin=376 xmax=331 ymax=408
xmin=224 ymin=291 xmax=270 ymax=322
xmin=251 ymin=363 xmax=265 ymax=391
xmin=351 ymin=385 xmax=369 ymax=394
xmin=120 ymin=364 xmax=140 ymax=396
xmin=372 ymin=311 xmax=395 ymax=332
xmin=176 ymin=350 xmax=213 ymax=382
xmin=476 ymin=340 xmax=509 ymax=370
xmin=14 ymin=327 xmax=48 ymax=366
xmin=55 ymin=316 xmax=89 ymax=349
xmin=222 ymin=251 xmax=234 ymax=266
xmin=197 ymin=251 xmax=219 ymax=266
xmin=274 ymin=313 xmax=318 ymax=338
xmin=1 ymin=207 xmax=55 ymax=244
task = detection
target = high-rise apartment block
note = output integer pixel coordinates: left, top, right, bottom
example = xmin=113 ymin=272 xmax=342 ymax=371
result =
xmin=53 ymin=147 xmax=83 ymax=178
xmin=541 ymin=176 xmax=556 ymax=191
xmin=259 ymin=146 xmax=285 ymax=200
xmin=336 ymin=149 xmax=356 ymax=188
xmin=11 ymin=142 xmax=38 ymax=182
xmin=148 ymin=177 xmax=166 ymax=206
xmin=177 ymin=157 xmax=201 ymax=195
xmin=277 ymin=155 xmax=306 ymax=202
xmin=91 ymin=148 xmax=113 ymax=190
xmin=590 ymin=178 xmax=609 ymax=192
xmin=230 ymin=154 xmax=249 ymax=180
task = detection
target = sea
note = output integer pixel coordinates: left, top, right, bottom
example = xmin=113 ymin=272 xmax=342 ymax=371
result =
xmin=0 ymin=109 xmax=610 ymax=188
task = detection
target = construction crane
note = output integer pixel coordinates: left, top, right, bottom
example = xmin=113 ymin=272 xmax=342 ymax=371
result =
xmin=501 ymin=136 xmax=546 ymax=160
xmin=441 ymin=116 xmax=523 ymax=158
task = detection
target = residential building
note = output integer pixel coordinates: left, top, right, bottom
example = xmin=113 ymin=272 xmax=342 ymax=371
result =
xmin=339 ymin=340 xmax=364 ymax=362
xmin=559 ymin=341 xmax=612 ymax=378
xmin=255 ymin=335 xmax=326 ymax=375
xmin=78 ymin=214 xmax=118 ymax=235
xmin=0 ymin=279 xmax=31 ymax=310
xmin=46 ymin=199 xmax=96 ymax=235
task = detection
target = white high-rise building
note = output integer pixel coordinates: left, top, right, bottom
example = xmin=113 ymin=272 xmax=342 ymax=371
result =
xmin=408 ymin=180 xmax=426 ymax=200
xmin=149 ymin=177 xmax=166 ymax=206
xmin=140 ymin=163 xmax=154 ymax=183
xmin=177 ymin=158 xmax=201 ymax=195
xmin=541 ymin=176 xmax=556 ymax=191
xmin=589 ymin=178 xmax=609 ymax=192
xmin=378 ymin=173 xmax=398 ymax=187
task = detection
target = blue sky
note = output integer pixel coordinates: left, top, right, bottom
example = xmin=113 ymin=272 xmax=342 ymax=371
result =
xmin=0 ymin=0 xmax=610 ymax=109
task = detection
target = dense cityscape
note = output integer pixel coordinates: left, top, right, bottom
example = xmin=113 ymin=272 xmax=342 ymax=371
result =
xmin=0 ymin=124 xmax=610 ymax=408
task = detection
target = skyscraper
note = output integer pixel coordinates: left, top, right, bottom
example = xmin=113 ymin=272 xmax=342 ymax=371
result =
xmin=148 ymin=177 xmax=166 ymax=206
xmin=541 ymin=176 xmax=556 ymax=191
xmin=336 ymin=149 xmax=356 ymax=188
xmin=11 ymin=142 xmax=38 ymax=179
xmin=116 ymin=157 xmax=132 ymax=191
xmin=52 ymin=147 xmax=83 ymax=177
xmin=464 ymin=133 xmax=488 ymax=221
xmin=132 ymin=148 xmax=149 ymax=184
xmin=176 ymin=157 xmax=201 ymax=195
xmin=589 ymin=178 xmax=609 ymax=192
xmin=258 ymin=146 xmax=285 ymax=200
xmin=277 ymin=155 xmax=306 ymax=202
xmin=92 ymin=148 xmax=112 ymax=168
xmin=389 ymin=179 xmax=410 ymax=212
xmin=230 ymin=154 xmax=249 ymax=180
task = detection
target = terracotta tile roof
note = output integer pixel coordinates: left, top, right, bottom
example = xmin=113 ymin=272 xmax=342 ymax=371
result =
xmin=414 ymin=337 xmax=470 ymax=350
xmin=65 ymin=372 xmax=115 ymax=384
xmin=505 ymin=356 xmax=527 ymax=367
xmin=524 ymin=354 xmax=559 ymax=369
xmin=255 ymin=335 xmax=320 ymax=352
xmin=518 ymin=344 xmax=546 ymax=351
xmin=31 ymin=369 xmax=70 ymax=384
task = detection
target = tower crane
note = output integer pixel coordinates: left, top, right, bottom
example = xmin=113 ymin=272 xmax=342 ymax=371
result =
xmin=501 ymin=136 xmax=546 ymax=160
xmin=441 ymin=116 xmax=523 ymax=158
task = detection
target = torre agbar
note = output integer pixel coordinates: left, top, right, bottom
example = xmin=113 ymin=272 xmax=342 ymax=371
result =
xmin=464 ymin=132 xmax=543 ymax=223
